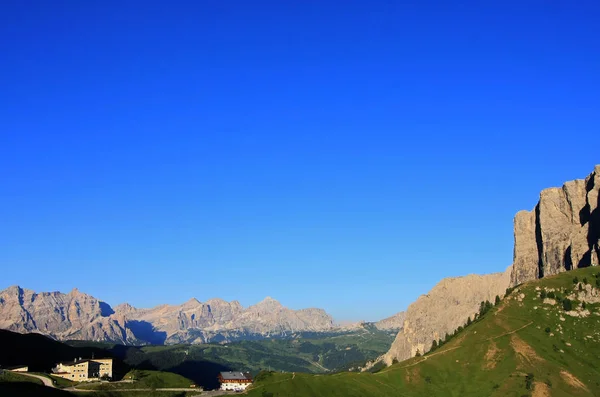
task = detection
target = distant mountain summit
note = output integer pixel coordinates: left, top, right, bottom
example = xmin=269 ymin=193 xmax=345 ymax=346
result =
xmin=0 ymin=286 xmax=401 ymax=345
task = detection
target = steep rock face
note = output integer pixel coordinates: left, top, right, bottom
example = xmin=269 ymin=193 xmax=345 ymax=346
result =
xmin=0 ymin=287 xmax=335 ymax=344
xmin=381 ymin=268 xmax=511 ymax=365
xmin=510 ymin=165 xmax=600 ymax=285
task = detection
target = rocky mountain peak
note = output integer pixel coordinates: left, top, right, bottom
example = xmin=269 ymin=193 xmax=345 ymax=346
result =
xmin=182 ymin=297 xmax=202 ymax=307
xmin=114 ymin=303 xmax=136 ymax=314
xmin=2 ymin=285 xmax=23 ymax=295
xmin=251 ymin=297 xmax=283 ymax=312
xmin=259 ymin=296 xmax=280 ymax=305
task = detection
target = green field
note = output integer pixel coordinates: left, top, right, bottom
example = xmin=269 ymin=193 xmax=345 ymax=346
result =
xmin=245 ymin=267 xmax=600 ymax=397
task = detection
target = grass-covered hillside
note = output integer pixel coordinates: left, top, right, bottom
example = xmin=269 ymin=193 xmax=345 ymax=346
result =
xmin=75 ymin=369 xmax=195 ymax=390
xmin=246 ymin=267 xmax=600 ymax=397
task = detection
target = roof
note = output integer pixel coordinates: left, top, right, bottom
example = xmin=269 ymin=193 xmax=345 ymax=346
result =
xmin=57 ymin=360 xmax=91 ymax=366
xmin=219 ymin=371 xmax=252 ymax=381
xmin=4 ymin=365 xmax=28 ymax=370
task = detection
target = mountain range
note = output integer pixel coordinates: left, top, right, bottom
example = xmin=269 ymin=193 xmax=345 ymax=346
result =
xmin=0 ymin=286 xmax=402 ymax=345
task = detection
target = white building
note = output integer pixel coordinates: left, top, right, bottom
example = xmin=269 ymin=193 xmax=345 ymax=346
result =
xmin=218 ymin=371 xmax=253 ymax=391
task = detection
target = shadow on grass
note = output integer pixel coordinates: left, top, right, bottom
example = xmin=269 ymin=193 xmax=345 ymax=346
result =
xmin=166 ymin=360 xmax=233 ymax=390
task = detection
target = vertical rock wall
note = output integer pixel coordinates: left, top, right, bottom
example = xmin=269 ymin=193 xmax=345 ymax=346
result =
xmin=510 ymin=165 xmax=600 ymax=285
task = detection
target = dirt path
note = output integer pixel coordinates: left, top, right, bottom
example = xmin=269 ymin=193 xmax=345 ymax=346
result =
xmin=18 ymin=372 xmax=55 ymax=388
xmin=485 ymin=320 xmax=533 ymax=341
xmin=65 ymin=387 xmax=203 ymax=393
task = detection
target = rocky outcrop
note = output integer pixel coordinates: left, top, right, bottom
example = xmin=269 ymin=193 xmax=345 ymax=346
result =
xmin=374 ymin=311 xmax=405 ymax=331
xmin=0 ymin=286 xmax=335 ymax=345
xmin=511 ymin=165 xmax=600 ymax=285
xmin=380 ymin=268 xmax=511 ymax=364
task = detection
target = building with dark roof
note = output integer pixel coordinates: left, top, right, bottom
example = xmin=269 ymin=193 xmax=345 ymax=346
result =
xmin=218 ymin=371 xmax=253 ymax=391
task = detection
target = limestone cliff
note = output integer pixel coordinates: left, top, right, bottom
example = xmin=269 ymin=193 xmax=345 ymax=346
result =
xmin=511 ymin=165 xmax=600 ymax=285
xmin=380 ymin=165 xmax=600 ymax=365
xmin=381 ymin=268 xmax=510 ymax=365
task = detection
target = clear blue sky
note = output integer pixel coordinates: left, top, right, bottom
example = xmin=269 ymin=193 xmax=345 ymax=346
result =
xmin=1 ymin=1 xmax=599 ymax=322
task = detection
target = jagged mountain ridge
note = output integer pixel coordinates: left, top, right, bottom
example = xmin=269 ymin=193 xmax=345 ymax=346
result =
xmin=0 ymin=286 xmax=402 ymax=345
xmin=0 ymin=286 xmax=134 ymax=344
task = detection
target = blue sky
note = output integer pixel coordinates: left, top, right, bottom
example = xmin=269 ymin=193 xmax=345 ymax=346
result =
xmin=1 ymin=1 xmax=599 ymax=322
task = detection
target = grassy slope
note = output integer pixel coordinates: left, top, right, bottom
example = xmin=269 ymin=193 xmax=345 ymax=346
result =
xmin=246 ymin=267 xmax=600 ymax=397
xmin=0 ymin=371 xmax=44 ymax=385
xmin=75 ymin=369 xmax=195 ymax=390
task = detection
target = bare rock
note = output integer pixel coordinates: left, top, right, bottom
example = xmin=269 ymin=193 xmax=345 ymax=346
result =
xmin=374 ymin=311 xmax=406 ymax=331
xmin=0 ymin=286 xmax=133 ymax=344
xmin=0 ymin=287 xmax=335 ymax=344
xmin=510 ymin=165 xmax=600 ymax=286
xmin=381 ymin=268 xmax=510 ymax=364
